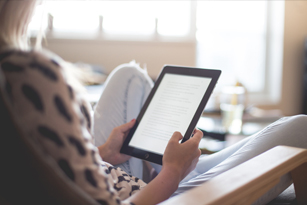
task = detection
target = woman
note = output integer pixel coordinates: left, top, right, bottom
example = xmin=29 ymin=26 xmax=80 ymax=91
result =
xmin=0 ymin=1 xmax=307 ymax=205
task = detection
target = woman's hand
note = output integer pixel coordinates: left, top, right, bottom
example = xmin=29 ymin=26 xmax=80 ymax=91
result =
xmin=98 ymin=119 xmax=136 ymax=165
xmin=128 ymin=129 xmax=203 ymax=205
xmin=162 ymin=129 xmax=203 ymax=181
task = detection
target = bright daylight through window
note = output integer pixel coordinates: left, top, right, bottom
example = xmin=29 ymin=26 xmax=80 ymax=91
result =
xmin=29 ymin=1 xmax=284 ymax=105
xmin=196 ymin=1 xmax=267 ymax=93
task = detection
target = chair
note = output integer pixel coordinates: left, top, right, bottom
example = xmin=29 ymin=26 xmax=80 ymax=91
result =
xmin=0 ymin=87 xmax=307 ymax=205
xmin=160 ymin=145 xmax=307 ymax=205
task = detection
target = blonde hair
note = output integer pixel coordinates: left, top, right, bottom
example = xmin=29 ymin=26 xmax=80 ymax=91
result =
xmin=0 ymin=0 xmax=37 ymax=50
xmin=0 ymin=0 xmax=87 ymax=91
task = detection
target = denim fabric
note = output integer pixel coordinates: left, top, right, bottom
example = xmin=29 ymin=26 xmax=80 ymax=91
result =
xmin=93 ymin=61 xmax=153 ymax=179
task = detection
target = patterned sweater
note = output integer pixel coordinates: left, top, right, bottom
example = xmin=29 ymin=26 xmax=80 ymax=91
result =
xmin=0 ymin=48 xmax=146 ymax=205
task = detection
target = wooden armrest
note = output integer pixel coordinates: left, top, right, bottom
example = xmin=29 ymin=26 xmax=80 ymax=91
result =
xmin=161 ymin=146 xmax=307 ymax=205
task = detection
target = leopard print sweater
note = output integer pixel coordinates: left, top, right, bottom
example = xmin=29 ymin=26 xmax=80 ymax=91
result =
xmin=0 ymin=48 xmax=146 ymax=205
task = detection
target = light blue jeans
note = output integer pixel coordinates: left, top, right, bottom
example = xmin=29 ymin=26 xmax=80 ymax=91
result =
xmin=93 ymin=61 xmax=155 ymax=179
xmin=93 ymin=62 xmax=307 ymax=204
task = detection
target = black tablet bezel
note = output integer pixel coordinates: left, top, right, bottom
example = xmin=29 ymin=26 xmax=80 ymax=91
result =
xmin=120 ymin=65 xmax=221 ymax=165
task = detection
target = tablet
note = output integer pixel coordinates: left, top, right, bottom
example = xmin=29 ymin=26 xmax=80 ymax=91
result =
xmin=120 ymin=65 xmax=221 ymax=165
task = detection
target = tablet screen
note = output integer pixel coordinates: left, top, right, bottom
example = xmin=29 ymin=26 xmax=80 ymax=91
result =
xmin=128 ymin=73 xmax=212 ymax=155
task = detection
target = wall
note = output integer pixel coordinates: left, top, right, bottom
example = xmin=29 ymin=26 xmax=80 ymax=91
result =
xmin=281 ymin=1 xmax=307 ymax=115
xmin=42 ymin=39 xmax=196 ymax=79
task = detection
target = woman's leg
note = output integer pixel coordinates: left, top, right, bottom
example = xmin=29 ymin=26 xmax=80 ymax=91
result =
xmin=93 ymin=61 xmax=153 ymax=179
xmin=175 ymin=115 xmax=307 ymax=204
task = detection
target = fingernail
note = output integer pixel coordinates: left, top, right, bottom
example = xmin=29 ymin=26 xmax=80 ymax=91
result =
xmin=131 ymin=119 xmax=136 ymax=122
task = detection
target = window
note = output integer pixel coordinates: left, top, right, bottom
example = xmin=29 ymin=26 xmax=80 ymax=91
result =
xmin=29 ymin=1 xmax=284 ymax=105
xmin=29 ymin=1 xmax=192 ymax=39
xmin=196 ymin=1 xmax=284 ymax=105
xmin=196 ymin=1 xmax=267 ymax=93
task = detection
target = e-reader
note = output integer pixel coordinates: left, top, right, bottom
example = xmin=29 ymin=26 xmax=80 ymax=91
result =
xmin=120 ymin=65 xmax=221 ymax=165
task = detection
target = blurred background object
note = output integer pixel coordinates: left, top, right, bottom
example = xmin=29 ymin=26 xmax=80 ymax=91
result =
xmin=220 ymin=81 xmax=246 ymax=134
